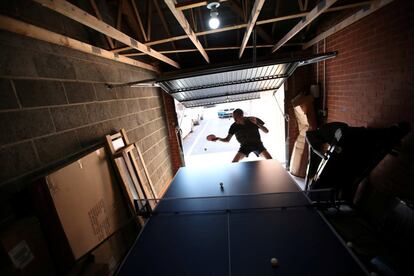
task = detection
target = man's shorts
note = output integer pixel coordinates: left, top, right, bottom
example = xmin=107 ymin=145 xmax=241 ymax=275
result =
xmin=238 ymin=143 xmax=267 ymax=157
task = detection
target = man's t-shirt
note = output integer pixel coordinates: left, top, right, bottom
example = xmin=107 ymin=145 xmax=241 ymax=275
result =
xmin=228 ymin=117 xmax=264 ymax=146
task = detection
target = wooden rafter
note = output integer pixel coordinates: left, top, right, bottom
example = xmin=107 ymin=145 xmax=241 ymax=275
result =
xmin=34 ymin=0 xmax=180 ymax=68
xmin=242 ymin=0 xmax=247 ymax=21
xmin=112 ymin=1 xmax=372 ymax=53
xmin=147 ymin=0 xmax=152 ymax=41
xmin=272 ymin=0 xmax=338 ymax=53
xmin=272 ymin=0 xmax=281 ymax=35
xmin=0 ymin=15 xmax=158 ymax=72
xmin=303 ymin=0 xmax=394 ymax=49
xmin=190 ymin=9 xmax=197 ymax=31
xmin=153 ymin=0 xmax=179 ymax=58
xmin=122 ymin=0 xmax=145 ymax=42
xmin=197 ymin=8 xmax=208 ymax=47
xmin=239 ymin=0 xmax=265 ymax=58
xmin=245 ymin=0 xmax=250 ymax=21
xmin=298 ymin=0 xmax=311 ymax=33
xmin=112 ymin=46 xmax=136 ymax=53
xmin=116 ymin=0 xmax=124 ymax=30
xmin=298 ymin=0 xmax=309 ymax=12
xmin=228 ymin=0 xmax=272 ymax=44
xmin=89 ymin=0 xmax=115 ymax=49
xmin=154 ymin=0 xmax=174 ymax=42
xmin=124 ymin=44 xmax=306 ymax=56
xmin=164 ymin=0 xmax=209 ymax=63
xmin=175 ymin=0 xmax=228 ymax=11
xmin=131 ymin=0 xmax=148 ymax=42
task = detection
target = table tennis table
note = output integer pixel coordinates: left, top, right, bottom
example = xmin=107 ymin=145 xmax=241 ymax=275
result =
xmin=117 ymin=160 xmax=368 ymax=275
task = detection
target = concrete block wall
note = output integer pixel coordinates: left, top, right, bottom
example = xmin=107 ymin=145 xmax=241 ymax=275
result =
xmin=0 ymin=30 xmax=174 ymax=195
xmin=311 ymin=0 xmax=414 ymax=199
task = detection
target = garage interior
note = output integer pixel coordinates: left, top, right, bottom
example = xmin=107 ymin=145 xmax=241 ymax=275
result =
xmin=0 ymin=0 xmax=413 ymax=275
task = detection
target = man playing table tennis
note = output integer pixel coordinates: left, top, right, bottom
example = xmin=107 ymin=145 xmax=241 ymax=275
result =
xmin=210 ymin=108 xmax=272 ymax=162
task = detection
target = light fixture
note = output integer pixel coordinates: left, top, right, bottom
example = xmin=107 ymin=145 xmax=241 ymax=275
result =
xmin=207 ymin=2 xmax=220 ymax=29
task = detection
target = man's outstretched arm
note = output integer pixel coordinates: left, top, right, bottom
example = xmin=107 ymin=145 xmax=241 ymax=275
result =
xmin=249 ymin=117 xmax=269 ymax=133
xmin=215 ymin=133 xmax=233 ymax=142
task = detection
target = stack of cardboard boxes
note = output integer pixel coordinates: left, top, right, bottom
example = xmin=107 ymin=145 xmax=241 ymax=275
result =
xmin=1 ymin=148 xmax=135 ymax=275
xmin=290 ymin=94 xmax=317 ymax=178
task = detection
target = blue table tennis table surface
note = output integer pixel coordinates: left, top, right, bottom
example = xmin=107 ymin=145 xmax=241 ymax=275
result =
xmin=117 ymin=160 xmax=368 ymax=275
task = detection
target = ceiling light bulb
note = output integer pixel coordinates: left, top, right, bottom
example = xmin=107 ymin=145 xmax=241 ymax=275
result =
xmin=207 ymin=2 xmax=220 ymax=30
xmin=209 ymin=16 xmax=220 ymax=29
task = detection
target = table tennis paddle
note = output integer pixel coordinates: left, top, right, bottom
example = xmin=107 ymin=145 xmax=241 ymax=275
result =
xmin=206 ymin=134 xmax=217 ymax=141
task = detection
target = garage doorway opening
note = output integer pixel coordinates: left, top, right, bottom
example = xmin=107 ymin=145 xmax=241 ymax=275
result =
xmin=176 ymin=86 xmax=286 ymax=167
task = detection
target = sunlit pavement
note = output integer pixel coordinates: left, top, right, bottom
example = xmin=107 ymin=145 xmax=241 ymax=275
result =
xmin=181 ymin=93 xmax=287 ymax=167
xmin=179 ymin=92 xmax=306 ymax=190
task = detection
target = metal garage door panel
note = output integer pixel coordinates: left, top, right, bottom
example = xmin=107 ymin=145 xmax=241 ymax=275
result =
xmin=183 ymin=92 xmax=261 ymax=108
xmin=157 ymin=52 xmax=337 ymax=107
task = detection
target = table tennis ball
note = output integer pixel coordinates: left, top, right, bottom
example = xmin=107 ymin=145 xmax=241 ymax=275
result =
xmin=346 ymin=242 xmax=353 ymax=248
xmin=370 ymin=272 xmax=379 ymax=276
xmin=270 ymin=258 xmax=278 ymax=267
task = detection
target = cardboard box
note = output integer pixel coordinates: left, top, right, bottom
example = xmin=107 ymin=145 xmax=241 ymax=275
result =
xmin=32 ymin=148 xmax=130 ymax=271
xmin=91 ymin=225 xmax=133 ymax=275
xmin=289 ymin=133 xmax=309 ymax=177
xmin=290 ymin=94 xmax=317 ymax=177
xmin=66 ymin=222 xmax=137 ymax=276
xmin=0 ymin=217 xmax=54 ymax=276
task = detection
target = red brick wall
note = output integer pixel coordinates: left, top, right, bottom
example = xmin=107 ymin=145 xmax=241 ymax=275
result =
xmin=313 ymin=0 xmax=414 ymax=127
xmin=312 ymin=0 xmax=414 ymax=199
xmin=162 ymin=93 xmax=183 ymax=176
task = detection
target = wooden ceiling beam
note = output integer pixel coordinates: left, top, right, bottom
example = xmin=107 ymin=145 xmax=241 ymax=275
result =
xmin=147 ymin=1 xmax=152 ymax=41
xmin=124 ymin=44 xmax=306 ymax=56
xmin=116 ymin=0 xmax=124 ymax=30
xmin=271 ymin=0 xmax=281 ymax=36
xmin=242 ymin=0 xmax=247 ymax=21
xmin=303 ymin=0 xmax=394 ymax=49
xmin=112 ymin=1 xmax=372 ymax=53
xmin=153 ymin=0 xmax=180 ymax=60
xmin=298 ymin=0 xmax=309 ymax=12
xmin=258 ymin=1 xmax=372 ymax=25
xmin=154 ymin=0 xmax=175 ymax=43
xmin=164 ymin=0 xmax=209 ymax=63
xmin=88 ymin=0 xmax=115 ymax=49
xmin=0 ymin=15 xmax=158 ymax=72
xmin=228 ymin=0 xmax=272 ymax=44
xmin=190 ymin=9 xmax=197 ymax=31
xmin=122 ymin=0 xmax=145 ymax=42
xmin=131 ymin=0 xmax=148 ymax=42
xmin=175 ymin=0 xmax=228 ymax=11
xmin=272 ymin=0 xmax=339 ymax=53
xmin=197 ymin=8 xmax=208 ymax=47
xmin=34 ymin=0 xmax=180 ymax=68
xmin=239 ymin=0 xmax=266 ymax=58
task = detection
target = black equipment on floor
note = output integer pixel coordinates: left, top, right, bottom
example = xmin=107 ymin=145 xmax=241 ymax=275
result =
xmin=305 ymin=122 xmax=411 ymax=204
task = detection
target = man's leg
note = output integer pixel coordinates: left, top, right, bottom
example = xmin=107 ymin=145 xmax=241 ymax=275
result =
xmin=260 ymin=150 xmax=272 ymax=159
xmin=232 ymin=152 xmax=246 ymax=162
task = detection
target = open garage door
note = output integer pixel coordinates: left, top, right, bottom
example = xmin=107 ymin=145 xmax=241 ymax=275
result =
xmin=156 ymin=52 xmax=337 ymax=107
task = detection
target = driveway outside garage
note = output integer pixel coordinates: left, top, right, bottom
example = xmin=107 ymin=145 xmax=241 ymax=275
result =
xmin=182 ymin=90 xmax=286 ymax=167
